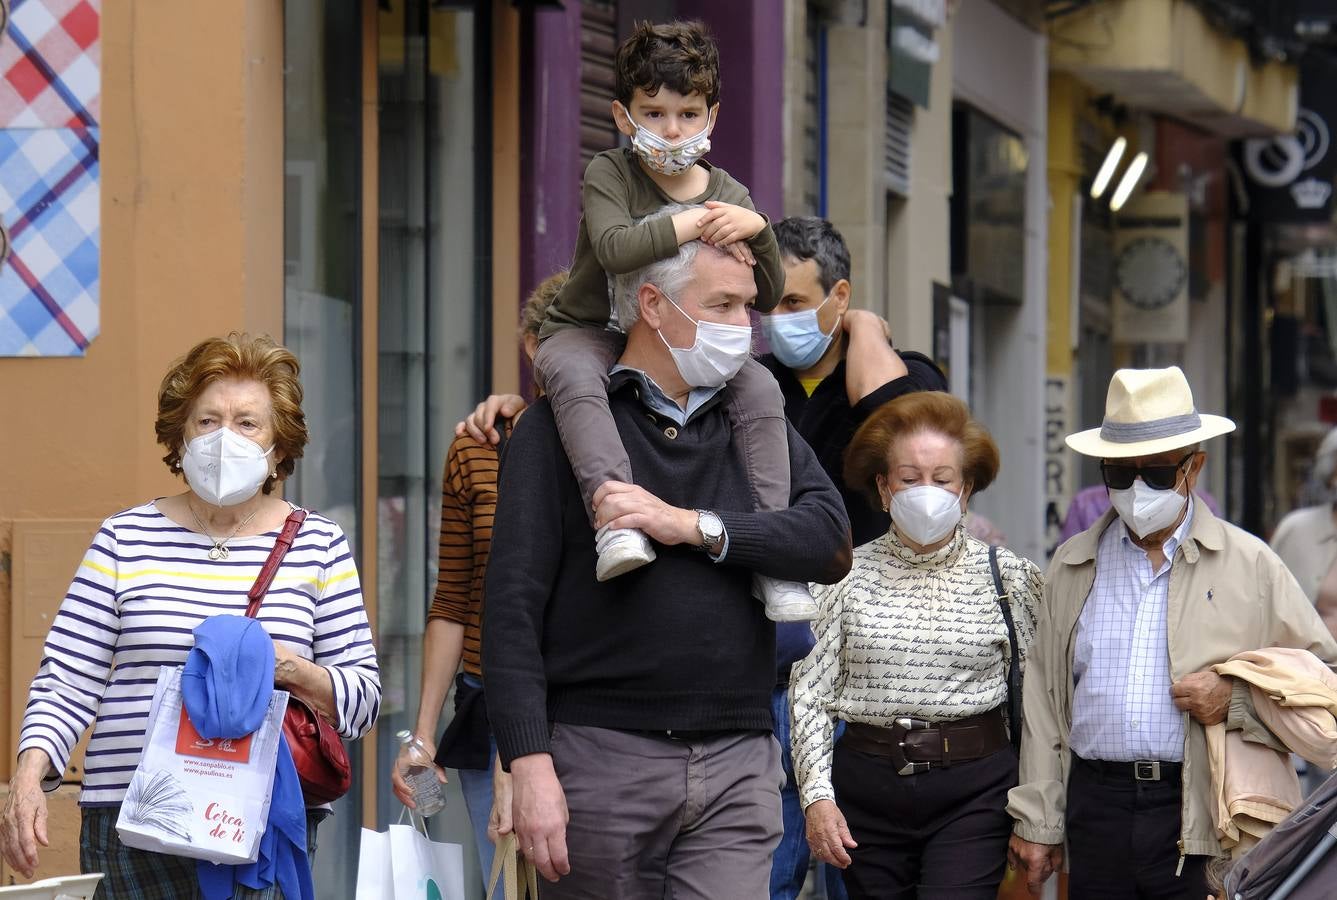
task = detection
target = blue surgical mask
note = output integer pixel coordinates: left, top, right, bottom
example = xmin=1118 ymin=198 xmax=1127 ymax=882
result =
xmin=760 ymin=292 xmax=841 ymax=370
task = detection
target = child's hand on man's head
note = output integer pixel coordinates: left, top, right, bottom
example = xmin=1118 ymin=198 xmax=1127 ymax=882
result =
xmin=722 ymin=242 xmax=756 ymax=266
xmin=697 ymin=201 xmax=765 ymax=247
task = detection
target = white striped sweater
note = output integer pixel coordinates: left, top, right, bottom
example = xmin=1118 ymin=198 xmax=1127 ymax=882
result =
xmin=18 ymin=502 xmax=381 ymax=806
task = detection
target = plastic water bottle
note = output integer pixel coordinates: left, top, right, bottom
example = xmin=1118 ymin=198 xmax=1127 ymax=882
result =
xmin=395 ymin=730 xmax=446 ymax=817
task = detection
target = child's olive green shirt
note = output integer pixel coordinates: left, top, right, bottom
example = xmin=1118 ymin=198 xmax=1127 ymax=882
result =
xmin=541 ymin=147 xmax=784 ymax=340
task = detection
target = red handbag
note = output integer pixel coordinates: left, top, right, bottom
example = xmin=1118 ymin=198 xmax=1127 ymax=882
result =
xmin=246 ymin=509 xmax=353 ymax=805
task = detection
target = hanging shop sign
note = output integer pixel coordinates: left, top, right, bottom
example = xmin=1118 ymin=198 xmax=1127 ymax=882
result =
xmin=888 ymin=0 xmax=945 ymax=108
xmin=1112 ymin=192 xmax=1189 ymax=344
xmin=1239 ymin=56 xmax=1337 ymax=223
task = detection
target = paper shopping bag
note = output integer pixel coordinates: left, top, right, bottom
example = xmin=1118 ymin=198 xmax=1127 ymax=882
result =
xmin=388 ymin=814 xmax=466 ymax=900
xmin=354 ymin=826 xmax=394 ymax=899
xmin=116 ymin=667 xmax=287 ymax=864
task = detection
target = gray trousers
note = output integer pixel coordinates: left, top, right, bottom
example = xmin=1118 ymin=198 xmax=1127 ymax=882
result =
xmin=535 ymin=327 xmax=791 ymax=525
xmin=544 ymin=723 xmax=784 ymax=900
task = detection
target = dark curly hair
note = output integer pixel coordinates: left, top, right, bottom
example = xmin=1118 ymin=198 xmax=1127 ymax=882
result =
xmin=774 ymin=217 xmax=852 ymax=294
xmin=614 ymin=20 xmax=721 ymax=108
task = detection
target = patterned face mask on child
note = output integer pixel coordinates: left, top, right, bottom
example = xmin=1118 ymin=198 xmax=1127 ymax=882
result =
xmin=622 ymin=107 xmax=715 ymax=177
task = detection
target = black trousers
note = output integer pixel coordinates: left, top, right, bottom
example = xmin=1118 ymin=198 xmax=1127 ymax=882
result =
xmin=1067 ymin=756 xmax=1209 ymax=899
xmin=832 ymin=740 xmax=1017 ymax=900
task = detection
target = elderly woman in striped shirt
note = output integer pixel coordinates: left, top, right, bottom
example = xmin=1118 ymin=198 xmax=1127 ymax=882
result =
xmin=0 ymin=333 xmax=380 ymax=896
xmin=790 ymin=391 xmax=1042 ymax=899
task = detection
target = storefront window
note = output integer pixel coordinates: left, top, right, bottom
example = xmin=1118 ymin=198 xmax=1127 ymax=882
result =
xmin=378 ymin=0 xmax=487 ymax=890
xmin=283 ymin=2 xmax=364 ymax=896
xmin=1259 ymin=227 xmax=1337 ymax=532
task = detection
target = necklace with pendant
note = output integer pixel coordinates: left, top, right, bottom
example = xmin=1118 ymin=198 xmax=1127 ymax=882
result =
xmin=188 ymin=501 xmax=259 ymax=560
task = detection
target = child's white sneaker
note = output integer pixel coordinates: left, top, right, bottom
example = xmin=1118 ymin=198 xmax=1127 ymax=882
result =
xmin=595 ymin=526 xmax=656 ymax=581
xmin=754 ymin=575 xmax=818 ymax=622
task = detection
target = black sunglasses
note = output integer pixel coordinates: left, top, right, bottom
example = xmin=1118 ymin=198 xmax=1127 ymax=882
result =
xmin=1100 ymin=452 xmax=1196 ymax=492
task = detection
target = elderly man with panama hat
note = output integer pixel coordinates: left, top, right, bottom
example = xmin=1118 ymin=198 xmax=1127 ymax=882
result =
xmin=1005 ymin=367 xmax=1337 ymax=899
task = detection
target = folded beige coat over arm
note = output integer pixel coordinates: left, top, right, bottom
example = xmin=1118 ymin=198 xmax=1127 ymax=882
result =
xmin=1207 ymin=647 xmax=1337 ymax=857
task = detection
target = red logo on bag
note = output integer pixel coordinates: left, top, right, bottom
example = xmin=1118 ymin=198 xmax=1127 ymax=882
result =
xmin=175 ymin=708 xmax=253 ymax=763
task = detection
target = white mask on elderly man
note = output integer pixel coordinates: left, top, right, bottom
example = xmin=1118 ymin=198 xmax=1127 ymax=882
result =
xmin=888 ymin=484 xmax=963 ymax=546
xmin=181 ymin=427 xmax=275 ymax=507
xmin=1108 ymin=478 xmax=1187 ymax=540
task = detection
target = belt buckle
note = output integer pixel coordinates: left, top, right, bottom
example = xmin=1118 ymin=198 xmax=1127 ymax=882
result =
xmin=1134 ymin=760 xmax=1161 ymax=781
xmin=891 ymin=718 xmax=931 ymax=775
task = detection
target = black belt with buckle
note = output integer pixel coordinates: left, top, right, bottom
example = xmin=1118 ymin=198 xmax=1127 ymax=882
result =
xmin=1075 ymin=755 xmax=1183 ymax=782
xmin=841 ymin=708 xmax=1010 ymax=775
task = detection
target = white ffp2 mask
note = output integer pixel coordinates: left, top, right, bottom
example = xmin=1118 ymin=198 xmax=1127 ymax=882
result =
xmin=1108 ymin=479 xmax=1187 ymax=539
xmin=889 ymin=485 xmax=963 ymax=546
xmin=181 ymin=427 xmax=275 ymax=507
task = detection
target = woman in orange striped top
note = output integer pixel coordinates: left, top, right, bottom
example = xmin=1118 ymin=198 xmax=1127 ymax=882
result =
xmin=389 ymin=273 xmax=563 ymax=876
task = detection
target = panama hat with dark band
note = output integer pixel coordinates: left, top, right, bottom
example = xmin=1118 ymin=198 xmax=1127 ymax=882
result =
xmin=1065 ymin=366 xmax=1236 ymax=459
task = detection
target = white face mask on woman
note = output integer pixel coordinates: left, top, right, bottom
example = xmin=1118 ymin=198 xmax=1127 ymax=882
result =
xmin=1108 ymin=478 xmax=1187 ymax=540
xmin=181 ymin=427 xmax=275 ymax=507
xmin=887 ymin=484 xmax=963 ymax=546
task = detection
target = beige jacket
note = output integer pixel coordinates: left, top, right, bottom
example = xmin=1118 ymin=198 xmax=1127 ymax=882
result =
xmin=1203 ymin=726 xmax=1297 ymax=858
xmin=1006 ymin=500 xmax=1337 ymax=861
xmin=1205 ymin=648 xmax=1337 ymax=857
xmin=1214 ymin=648 xmax=1337 ymax=769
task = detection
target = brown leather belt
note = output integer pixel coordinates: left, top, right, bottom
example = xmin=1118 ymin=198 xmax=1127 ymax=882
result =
xmin=842 ymin=708 xmax=1009 ymax=775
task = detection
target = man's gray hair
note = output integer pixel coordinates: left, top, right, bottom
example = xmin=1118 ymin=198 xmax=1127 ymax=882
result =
xmin=613 ymin=204 xmax=715 ymax=327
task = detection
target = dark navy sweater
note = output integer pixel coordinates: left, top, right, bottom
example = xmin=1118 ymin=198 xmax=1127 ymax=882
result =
xmin=482 ymin=377 xmax=853 ymax=765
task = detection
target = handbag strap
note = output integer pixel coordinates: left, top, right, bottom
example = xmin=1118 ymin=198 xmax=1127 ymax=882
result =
xmin=486 ymin=833 xmax=540 ymax=900
xmin=989 ymin=545 xmax=1022 ymax=753
xmin=245 ymin=509 xmax=308 ymax=618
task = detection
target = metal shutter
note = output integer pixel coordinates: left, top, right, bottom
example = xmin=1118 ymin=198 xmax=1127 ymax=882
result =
xmin=580 ymin=1 xmax=619 ymax=168
xmin=885 ymin=89 xmax=913 ymax=197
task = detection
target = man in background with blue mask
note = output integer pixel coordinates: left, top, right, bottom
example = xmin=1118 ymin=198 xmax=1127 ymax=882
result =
xmin=760 ymin=217 xmax=946 ymax=547
xmin=759 ymin=216 xmax=945 ymax=900
xmin=1008 ymin=366 xmax=1337 ymax=899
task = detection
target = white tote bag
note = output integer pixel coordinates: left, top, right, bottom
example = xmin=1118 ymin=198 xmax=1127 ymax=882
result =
xmin=354 ymin=825 xmax=394 ymax=899
xmin=356 ymin=811 xmax=465 ymax=900
xmin=116 ymin=667 xmax=288 ymax=864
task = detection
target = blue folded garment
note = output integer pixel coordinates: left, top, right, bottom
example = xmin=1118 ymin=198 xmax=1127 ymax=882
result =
xmin=183 ymin=615 xmax=313 ymax=900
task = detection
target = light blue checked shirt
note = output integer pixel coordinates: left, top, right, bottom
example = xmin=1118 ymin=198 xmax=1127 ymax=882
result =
xmin=1069 ymin=498 xmax=1195 ymax=762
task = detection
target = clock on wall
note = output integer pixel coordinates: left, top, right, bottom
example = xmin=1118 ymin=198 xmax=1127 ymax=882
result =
xmin=1114 ymin=236 xmax=1188 ymax=311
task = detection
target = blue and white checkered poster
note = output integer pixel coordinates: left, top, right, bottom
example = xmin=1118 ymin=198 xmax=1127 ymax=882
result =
xmin=0 ymin=0 xmax=101 ymax=357
xmin=0 ymin=126 xmax=98 ymax=355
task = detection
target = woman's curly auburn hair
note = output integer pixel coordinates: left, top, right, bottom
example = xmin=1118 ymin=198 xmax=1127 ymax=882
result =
xmin=844 ymin=391 xmax=1000 ymax=509
xmin=155 ymin=333 xmax=307 ymax=493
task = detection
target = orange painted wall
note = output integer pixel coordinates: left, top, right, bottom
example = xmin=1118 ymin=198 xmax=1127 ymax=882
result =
xmin=0 ymin=1 xmax=284 ymax=780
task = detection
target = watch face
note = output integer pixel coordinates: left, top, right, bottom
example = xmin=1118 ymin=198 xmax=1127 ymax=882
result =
xmin=1115 ymin=236 xmax=1187 ymax=311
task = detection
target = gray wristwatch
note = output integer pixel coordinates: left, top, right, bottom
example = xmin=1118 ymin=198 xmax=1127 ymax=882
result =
xmin=695 ymin=509 xmax=725 ymax=552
